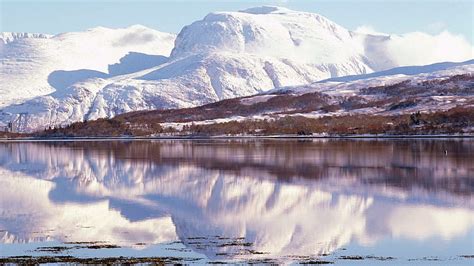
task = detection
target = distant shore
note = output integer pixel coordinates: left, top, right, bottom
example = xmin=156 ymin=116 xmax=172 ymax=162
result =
xmin=1 ymin=134 xmax=473 ymax=142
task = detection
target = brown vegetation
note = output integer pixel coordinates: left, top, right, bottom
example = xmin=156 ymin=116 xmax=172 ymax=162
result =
xmin=182 ymin=107 xmax=473 ymax=135
xmin=0 ymin=131 xmax=31 ymax=139
xmin=41 ymin=118 xmax=165 ymax=137
xmin=37 ymin=106 xmax=474 ymax=137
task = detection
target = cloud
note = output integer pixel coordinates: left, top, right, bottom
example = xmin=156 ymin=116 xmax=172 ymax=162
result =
xmin=385 ymin=30 xmax=474 ymax=66
xmin=354 ymin=25 xmax=388 ymax=36
xmin=113 ymin=32 xmax=157 ymax=47
xmin=356 ymin=25 xmax=474 ymax=67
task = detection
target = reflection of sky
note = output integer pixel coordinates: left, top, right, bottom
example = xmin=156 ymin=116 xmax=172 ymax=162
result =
xmin=346 ymin=229 xmax=474 ymax=261
xmin=0 ymin=140 xmax=473 ymax=262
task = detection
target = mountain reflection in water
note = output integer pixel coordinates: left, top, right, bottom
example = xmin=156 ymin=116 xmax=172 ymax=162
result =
xmin=0 ymin=139 xmax=473 ymax=262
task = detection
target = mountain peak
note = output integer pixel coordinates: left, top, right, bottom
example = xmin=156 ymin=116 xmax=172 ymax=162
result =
xmin=171 ymin=6 xmax=360 ymax=64
xmin=239 ymin=6 xmax=293 ymax=15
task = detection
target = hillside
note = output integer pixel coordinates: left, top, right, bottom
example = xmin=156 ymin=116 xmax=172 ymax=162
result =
xmin=39 ymin=63 xmax=474 ymax=137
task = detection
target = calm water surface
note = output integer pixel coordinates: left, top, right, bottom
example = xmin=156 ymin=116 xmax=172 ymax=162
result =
xmin=0 ymin=139 xmax=473 ymax=264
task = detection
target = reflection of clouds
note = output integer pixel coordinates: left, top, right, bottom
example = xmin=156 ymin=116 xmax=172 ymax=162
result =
xmin=386 ymin=205 xmax=474 ymax=241
xmin=0 ymin=169 xmax=177 ymax=245
xmin=1 ymin=165 xmax=472 ymax=259
xmin=0 ymin=141 xmax=473 ymax=260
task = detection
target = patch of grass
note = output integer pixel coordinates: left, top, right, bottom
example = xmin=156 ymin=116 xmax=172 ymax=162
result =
xmin=339 ymin=255 xmax=364 ymax=260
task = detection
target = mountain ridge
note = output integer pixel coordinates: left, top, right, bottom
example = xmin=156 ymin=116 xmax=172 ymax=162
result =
xmin=0 ymin=25 xmax=176 ymax=107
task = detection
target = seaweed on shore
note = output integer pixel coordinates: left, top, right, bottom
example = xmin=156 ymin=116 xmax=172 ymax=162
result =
xmin=34 ymin=244 xmax=120 ymax=254
xmin=0 ymin=256 xmax=202 ymax=264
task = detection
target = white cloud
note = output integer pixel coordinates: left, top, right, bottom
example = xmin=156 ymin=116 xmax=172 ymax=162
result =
xmin=386 ymin=30 xmax=474 ymax=66
xmin=355 ymin=25 xmax=474 ymax=67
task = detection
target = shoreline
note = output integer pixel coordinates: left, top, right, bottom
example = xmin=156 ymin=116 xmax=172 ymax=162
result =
xmin=1 ymin=134 xmax=474 ymax=142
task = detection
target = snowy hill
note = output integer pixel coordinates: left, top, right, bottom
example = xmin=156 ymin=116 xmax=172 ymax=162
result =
xmin=1 ymin=6 xmax=472 ymax=132
xmin=0 ymin=25 xmax=176 ymax=107
xmin=31 ymin=62 xmax=474 ymax=137
xmin=319 ymin=59 xmax=474 ymax=83
xmin=61 ymin=62 xmax=470 ymax=136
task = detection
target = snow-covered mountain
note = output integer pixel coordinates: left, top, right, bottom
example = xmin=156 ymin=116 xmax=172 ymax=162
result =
xmin=0 ymin=25 xmax=176 ymax=107
xmin=1 ymin=6 xmax=472 ymax=132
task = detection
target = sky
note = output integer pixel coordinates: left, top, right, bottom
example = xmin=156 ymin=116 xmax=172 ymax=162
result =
xmin=0 ymin=0 xmax=473 ymax=44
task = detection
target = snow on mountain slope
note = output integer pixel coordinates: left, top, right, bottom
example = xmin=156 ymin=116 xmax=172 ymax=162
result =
xmin=318 ymin=59 xmax=474 ymax=83
xmin=98 ymin=5 xmax=378 ymax=105
xmin=171 ymin=7 xmax=370 ymax=65
xmin=0 ymin=25 xmax=175 ymax=107
xmin=284 ymin=63 xmax=474 ymax=96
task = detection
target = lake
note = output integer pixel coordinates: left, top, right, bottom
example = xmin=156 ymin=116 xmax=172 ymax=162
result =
xmin=0 ymin=139 xmax=473 ymax=264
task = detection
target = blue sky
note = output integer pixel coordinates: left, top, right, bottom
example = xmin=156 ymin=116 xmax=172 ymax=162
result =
xmin=1 ymin=0 xmax=473 ymax=44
